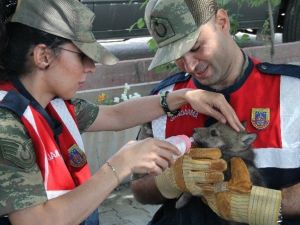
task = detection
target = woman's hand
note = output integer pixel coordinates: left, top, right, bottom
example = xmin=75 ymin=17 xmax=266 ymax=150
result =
xmin=109 ymin=138 xmax=181 ymax=181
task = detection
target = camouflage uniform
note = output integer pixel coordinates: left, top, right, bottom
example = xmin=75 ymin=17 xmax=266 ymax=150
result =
xmin=0 ymin=98 xmax=99 ymax=217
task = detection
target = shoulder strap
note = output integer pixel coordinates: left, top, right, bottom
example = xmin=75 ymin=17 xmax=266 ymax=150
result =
xmin=151 ymin=72 xmax=191 ymax=95
xmin=256 ymin=62 xmax=300 ymax=78
xmin=0 ymin=90 xmax=30 ymax=117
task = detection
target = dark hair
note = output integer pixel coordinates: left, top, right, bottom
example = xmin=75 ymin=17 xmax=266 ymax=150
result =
xmin=0 ymin=0 xmax=17 ymax=24
xmin=0 ymin=22 xmax=70 ymax=81
xmin=0 ymin=0 xmax=17 ymax=77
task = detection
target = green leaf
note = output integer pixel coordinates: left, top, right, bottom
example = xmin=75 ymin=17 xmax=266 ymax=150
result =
xmin=229 ymin=14 xmax=240 ymax=34
xmin=147 ymin=38 xmax=158 ymax=52
xmin=240 ymin=33 xmax=251 ymax=42
xmin=137 ymin=18 xmax=145 ymax=29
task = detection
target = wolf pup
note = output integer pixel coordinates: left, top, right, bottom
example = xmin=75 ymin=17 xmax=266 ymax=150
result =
xmin=175 ymin=122 xmax=266 ymax=225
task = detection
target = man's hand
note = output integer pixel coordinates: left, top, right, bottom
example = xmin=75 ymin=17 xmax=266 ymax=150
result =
xmin=202 ymin=157 xmax=282 ymax=225
xmin=184 ymin=89 xmax=245 ymax=132
xmin=154 ymin=148 xmax=227 ymax=199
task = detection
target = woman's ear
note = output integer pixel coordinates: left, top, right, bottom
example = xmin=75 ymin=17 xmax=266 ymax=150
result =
xmin=215 ymin=9 xmax=230 ymax=34
xmin=32 ymin=44 xmax=51 ymax=69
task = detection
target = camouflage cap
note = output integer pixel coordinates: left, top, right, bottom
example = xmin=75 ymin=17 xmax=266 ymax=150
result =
xmin=10 ymin=0 xmax=118 ymax=64
xmin=145 ymin=0 xmax=217 ymax=70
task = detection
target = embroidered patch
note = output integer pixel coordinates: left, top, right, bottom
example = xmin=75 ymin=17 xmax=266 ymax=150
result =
xmin=68 ymin=144 xmax=87 ymax=168
xmin=1 ymin=139 xmax=35 ymax=169
xmin=251 ymin=108 xmax=270 ymax=130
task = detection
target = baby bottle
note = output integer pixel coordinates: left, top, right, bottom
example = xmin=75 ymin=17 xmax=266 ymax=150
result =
xmin=165 ymin=135 xmax=192 ymax=159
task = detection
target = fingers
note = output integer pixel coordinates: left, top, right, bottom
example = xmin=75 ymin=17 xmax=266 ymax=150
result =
xmin=230 ymin=157 xmax=250 ymax=180
xmin=219 ymin=104 xmax=245 ymax=132
xmin=210 ymin=95 xmax=244 ymax=132
xmin=153 ymin=155 xmax=171 ymax=171
xmin=151 ymin=138 xmax=182 ymax=156
xmin=189 ymin=148 xmax=222 ymax=159
xmin=184 ymin=157 xmax=227 ymax=172
xmin=128 ymin=138 xmax=180 ymax=175
xmin=228 ymin=157 xmax=252 ymax=193
xmin=187 ymin=90 xmax=244 ymax=132
xmin=150 ymin=139 xmax=181 ymax=167
xmin=187 ymin=170 xmax=224 ymax=183
xmin=190 ymin=184 xmax=216 ymax=196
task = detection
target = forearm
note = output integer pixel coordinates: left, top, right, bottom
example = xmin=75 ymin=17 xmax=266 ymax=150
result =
xmin=90 ymin=89 xmax=188 ymax=131
xmin=131 ymin=176 xmax=166 ymax=204
xmin=111 ymin=89 xmax=188 ymax=130
xmin=281 ymin=183 xmax=300 ymax=218
xmin=9 ymin=156 xmax=130 ymax=225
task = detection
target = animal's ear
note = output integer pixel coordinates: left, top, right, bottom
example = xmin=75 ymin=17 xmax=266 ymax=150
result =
xmin=193 ymin=128 xmax=201 ymax=132
xmin=241 ymin=133 xmax=257 ymax=146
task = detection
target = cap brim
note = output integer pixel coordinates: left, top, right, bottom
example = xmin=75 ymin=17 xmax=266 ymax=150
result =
xmin=148 ymin=28 xmax=200 ymax=71
xmin=73 ymin=40 xmax=119 ymax=65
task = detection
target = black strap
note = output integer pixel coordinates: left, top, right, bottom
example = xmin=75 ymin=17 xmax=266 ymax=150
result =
xmin=0 ymin=90 xmax=30 ymax=117
xmin=0 ymin=216 xmax=12 ymax=225
xmin=257 ymin=62 xmax=300 ymax=78
xmin=11 ymin=78 xmax=62 ymax=144
xmin=151 ymin=72 xmax=191 ymax=95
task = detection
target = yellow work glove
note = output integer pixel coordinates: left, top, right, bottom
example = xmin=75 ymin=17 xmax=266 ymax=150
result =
xmin=203 ymin=157 xmax=282 ymax=225
xmin=155 ymin=148 xmax=227 ymax=199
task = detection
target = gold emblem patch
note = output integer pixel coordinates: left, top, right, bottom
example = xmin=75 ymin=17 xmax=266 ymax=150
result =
xmin=251 ymin=108 xmax=270 ymax=130
xmin=68 ymin=144 xmax=87 ymax=168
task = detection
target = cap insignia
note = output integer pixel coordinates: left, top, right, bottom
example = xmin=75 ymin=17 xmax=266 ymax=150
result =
xmin=151 ymin=17 xmax=175 ymax=42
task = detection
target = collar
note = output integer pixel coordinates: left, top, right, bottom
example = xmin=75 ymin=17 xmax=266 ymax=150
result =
xmin=192 ymin=51 xmax=253 ymax=95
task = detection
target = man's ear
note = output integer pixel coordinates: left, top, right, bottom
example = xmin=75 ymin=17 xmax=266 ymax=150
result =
xmin=32 ymin=44 xmax=51 ymax=69
xmin=215 ymin=9 xmax=230 ymax=34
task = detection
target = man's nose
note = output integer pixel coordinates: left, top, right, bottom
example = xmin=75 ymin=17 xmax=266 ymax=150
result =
xmin=182 ymin=52 xmax=198 ymax=72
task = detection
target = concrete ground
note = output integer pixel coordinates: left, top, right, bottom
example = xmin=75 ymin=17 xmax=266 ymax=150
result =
xmin=99 ymin=183 xmax=160 ymax=225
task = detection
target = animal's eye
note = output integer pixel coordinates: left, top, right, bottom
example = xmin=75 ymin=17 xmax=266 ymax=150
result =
xmin=210 ymin=129 xmax=218 ymax=137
